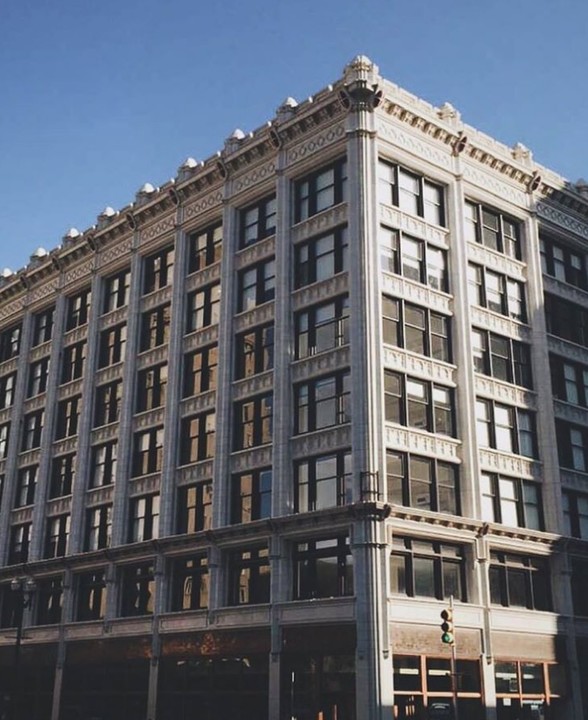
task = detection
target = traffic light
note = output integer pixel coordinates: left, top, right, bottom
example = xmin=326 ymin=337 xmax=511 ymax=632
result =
xmin=440 ymin=608 xmax=454 ymax=645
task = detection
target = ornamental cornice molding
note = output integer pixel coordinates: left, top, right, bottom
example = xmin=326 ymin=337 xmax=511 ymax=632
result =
xmin=536 ymin=201 xmax=588 ymax=241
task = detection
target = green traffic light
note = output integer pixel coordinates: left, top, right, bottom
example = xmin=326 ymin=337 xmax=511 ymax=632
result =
xmin=441 ymin=632 xmax=454 ymax=644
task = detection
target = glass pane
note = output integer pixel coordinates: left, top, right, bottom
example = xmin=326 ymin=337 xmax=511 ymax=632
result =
xmin=413 ymin=557 xmax=435 ymax=597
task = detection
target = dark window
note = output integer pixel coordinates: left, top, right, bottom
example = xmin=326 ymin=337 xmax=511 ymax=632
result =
xmin=0 ymin=423 xmax=9 ymax=459
xmin=480 ymin=473 xmax=543 ymax=530
xmin=240 ymin=195 xmax=277 ymax=247
xmin=44 ymin=514 xmax=70 ymax=558
xmin=103 ymin=268 xmax=131 ymax=312
xmin=379 ymin=226 xmax=447 ymax=291
xmin=295 ymin=451 xmax=351 ymax=512
xmin=129 ymin=494 xmax=160 ymax=542
xmin=0 ymin=324 xmax=22 ymax=361
xmin=65 ymin=288 xmax=91 ymax=330
xmin=186 ymin=285 xmax=220 ymax=333
xmin=562 ymin=492 xmax=588 ymax=539
xmin=55 ymin=395 xmax=81 ymax=439
xmin=231 ymin=468 xmax=272 ymax=523
xmin=27 ymin=357 xmax=50 ymax=397
xmin=76 ymin=570 xmax=107 ymax=621
xmin=132 ymin=427 xmax=164 ymax=476
xmin=94 ymin=381 xmax=122 ymax=426
xmin=85 ymin=504 xmax=112 ymax=550
xmin=476 ymin=400 xmax=537 ymax=458
xmin=227 ymin=547 xmax=270 ymax=605
xmin=294 ymin=536 xmax=353 ymax=599
xmin=136 ymin=364 xmax=168 ymax=412
xmin=50 ymin=454 xmax=75 ymax=498
xmin=545 ymin=293 xmax=588 ymax=348
xmin=171 ymin=555 xmax=209 ymax=611
xmin=177 ymin=482 xmax=213 ymax=534
xmin=61 ymin=341 xmax=86 ymax=383
xmin=90 ymin=441 xmax=118 ymax=487
xmin=468 ymin=264 xmax=526 ymax=322
xmin=32 ymin=308 xmax=54 ymax=346
xmin=295 ymin=371 xmax=351 ymax=434
xmin=556 ymin=421 xmax=588 ymax=472
xmin=188 ymin=222 xmax=222 ymax=273
xmin=98 ymin=323 xmax=127 ymax=367
xmin=183 ymin=345 xmax=218 ymax=396
xmin=15 ymin=465 xmax=37 ymax=507
xmin=21 ymin=410 xmax=44 ymax=450
xmin=387 ymin=451 xmax=459 ymax=515
xmin=295 ymin=227 xmax=348 ymax=288
xmin=465 ymin=201 xmax=521 ymax=260
xmin=540 ymin=235 xmax=585 ymax=288
xmin=120 ymin=563 xmax=155 ymax=616
xmin=550 ymin=355 xmax=588 ymax=406
xmin=143 ymin=245 xmax=175 ymax=294
xmin=295 ymin=296 xmax=349 ymax=359
xmin=384 ymin=372 xmax=455 ymax=437
xmin=383 ymin=296 xmax=451 ymax=362
xmin=235 ymin=325 xmax=274 ymax=378
xmin=140 ymin=305 xmax=171 ymax=351
xmin=8 ymin=523 xmax=31 ymax=564
xmin=233 ymin=394 xmax=273 ymax=450
xmin=35 ymin=577 xmax=63 ymax=625
xmin=0 ymin=372 xmax=17 ymax=409
xmin=489 ymin=552 xmax=551 ymax=610
xmin=390 ymin=536 xmax=465 ymax=601
xmin=180 ymin=412 xmax=216 ymax=464
xmin=472 ymin=329 xmax=533 ymax=388
xmin=378 ymin=161 xmax=445 ymax=226
xmin=237 ymin=259 xmax=275 ymax=312
xmin=295 ymin=158 xmax=347 ymax=223
xmin=571 ymin=558 xmax=588 ymax=616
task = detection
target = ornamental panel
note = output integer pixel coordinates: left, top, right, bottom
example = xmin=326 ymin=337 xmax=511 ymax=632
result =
xmin=29 ymin=343 xmax=52 ymax=362
xmin=383 ymin=347 xmax=455 ymax=386
xmin=232 ymin=160 xmax=277 ymax=194
xmin=291 ymin=348 xmax=351 ymax=382
xmin=139 ymin=284 xmax=173 ymax=312
xmin=290 ymin=426 xmax=352 ymax=458
xmin=97 ymin=237 xmax=133 ymax=269
xmin=381 ymin=274 xmax=452 ymax=314
xmin=469 ymin=307 xmax=531 ymax=341
xmin=0 ymin=358 xmax=19 ymax=376
xmin=132 ymin=408 xmax=165 ymax=430
xmin=11 ymin=507 xmax=34 ymax=524
xmin=384 ymin=425 xmax=460 ymax=461
xmin=553 ymin=400 xmax=588 ymax=425
xmin=467 ymin=242 xmax=526 ymax=280
xmin=291 ymin=204 xmax=348 ymax=244
xmin=137 ymin=346 xmax=170 ymax=370
xmin=230 ymin=447 xmax=272 ymax=472
xmin=139 ymin=214 xmax=177 ymax=246
xmin=559 ymin=469 xmax=588 ymax=493
xmin=0 ymin=296 xmax=26 ymax=322
xmin=177 ymin=460 xmax=215 ymax=484
xmin=90 ymin=425 xmax=119 ymax=444
xmin=16 ymin=449 xmax=41 ymax=467
xmin=462 ymin=163 xmax=527 ymax=207
xmin=52 ymin=437 xmax=80 ymax=455
xmin=128 ymin=474 xmax=161 ymax=496
xmin=57 ymin=380 xmax=84 ymax=400
xmin=0 ymin=408 xmax=10 ymax=425
xmin=478 ymin=448 xmax=540 ymax=479
xmin=46 ymin=497 xmax=73 ymax=516
xmin=543 ymin=275 xmax=588 ymax=306
xmin=379 ymin=205 xmax=449 ymax=248
xmin=99 ymin=307 xmax=129 ymax=329
xmin=234 ymin=236 xmax=276 ymax=270
xmin=547 ymin=336 xmax=588 ymax=364
xmin=185 ymin=262 xmax=222 ymax=291
xmin=183 ymin=326 xmax=219 ymax=352
xmin=94 ymin=365 xmax=124 ymax=386
xmin=474 ymin=376 xmax=536 ymax=409
xmin=180 ymin=389 xmax=218 ymax=416
xmin=62 ymin=326 xmax=90 ymax=345
xmin=28 ymin=279 xmax=59 ymax=306
xmin=287 ymin=122 xmax=346 ymax=164
xmin=536 ymin=202 xmax=588 ymax=241
xmin=233 ymin=303 xmax=275 ymax=332
xmin=183 ymin=190 xmax=224 ymax=223
xmin=291 ymin=274 xmax=350 ymax=312
xmin=86 ymin=485 xmax=115 ymax=506
xmin=376 ymin=118 xmax=453 ymax=171
xmin=231 ymin=372 xmax=274 ymax=401
xmin=64 ymin=259 xmax=95 ymax=288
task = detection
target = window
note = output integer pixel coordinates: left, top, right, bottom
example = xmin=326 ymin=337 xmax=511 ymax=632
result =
xmin=476 ymin=400 xmax=536 ymax=457
xmin=383 ymin=297 xmax=451 ymax=362
xmin=240 ymin=195 xmax=277 ymax=247
xmin=183 ymin=345 xmax=218 ymax=396
xmin=378 ymin=161 xmax=445 ymax=226
xmin=464 ymin=201 xmax=521 ymax=259
xmin=556 ymin=421 xmax=588 ymax=472
xmin=295 ymin=371 xmax=350 ymax=434
xmin=489 ymin=552 xmax=551 ymax=610
xmin=571 ymin=558 xmax=588 ymax=616
xmin=180 ymin=412 xmax=216 ymax=463
xmin=136 ymin=364 xmax=167 ymax=412
xmin=480 ymin=474 xmax=543 ymax=530
xmin=103 ymin=268 xmax=131 ymax=312
xmin=295 ymin=158 xmax=347 ymax=222
xmin=384 ymin=372 xmax=455 ymax=437
xmin=35 ymin=577 xmax=63 ymax=625
xmin=177 ymin=482 xmax=213 ymax=534
xmin=472 ymin=329 xmax=533 ymax=388
xmin=90 ymin=441 xmax=118 ymax=487
xmin=85 ymin=504 xmax=112 ymax=550
xmin=562 ymin=492 xmax=588 ymax=539
xmin=295 ymin=451 xmax=351 ymax=512
xmin=21 ymin=410 xmax=44 ymax=450
xmin=379 ymin=226 xmax=448 ymax=291
xmin=0 ymin=423 xmax=9 ymax=459
xmin=237 ymin=259 xmax=275 ymax=312
xmin=32 ymin=307 xmax=54 ymax=346
xmin=387 ymin=451 xmax=459 ymax=515
xmin=61 ymin=341 xmax=86 ymax=383
xmin=295 ymin=227 xmax=348 ymax=288
xmin=140 ymin=304 xmax=171 ymax=350
xmin=545 ymin=294 xmax=588 ymax=347
xmin=143 ymin=245 xmax=175 ymax=293
xmin=188 ymin=222 xmax=222 ymax=273
xmin=55 ymin=396 xmax=81 ymax=439
xmin=120 ymin=563 xmax=155 ymax=616
xmin=0 ymin=324 xmax=21 ymax=361
xmin=294 ymin=536 xmax=353 ymax=600
xmin=98 ymin=323 xmax=127 ymax=367
xmin=50 ymin=454 xmax=75 ymax=498
xmin=0 ymin=372 xmax=16 ymax=409
xmin=235 ymin=325 xmax=274 ymax=378
xmin=128 ymin=494 xmax=160 ymax=542
xmin=171 ymin=555 xmax=209 ymax=611
xmin=231 ymin=468 xmax=272 ymax=523
xmin=540 ymin=235 xmax=585 ymax=288
xmin=186 ymin=285 xmax=220 ymax=332
xmin=27 ymin=357 xmax=50 ymax=397
xmin=44 ymin=514 xmax=70 ymax=558
xmin=132 ymin=427 xmax=164 ymax=476
xmin=295 ymin=296 xmax=349 ymax=359
xmin=76 ymin=570 xmax=107 ymax=621
xmin=15 ymin=465 xmax=37 ymax=507
xmin=550 ymin=355 xmax=588 ymax=406
xmin=94 ymin=381 xmax=123 ymax=426
xmin=390 ymin=537 xmax=465 ymax=600
xmin=8 ymin=523 xmax=31 ymax=564
xmin=233 ymin=394 xmax=273 ymax=450
xmin=65 ymin=288 xmax=91 ymax=330
xmin=468 ymin=265 xmax=526 ymax=322
xmin=227 ymin=547 xmax=270 ymax=605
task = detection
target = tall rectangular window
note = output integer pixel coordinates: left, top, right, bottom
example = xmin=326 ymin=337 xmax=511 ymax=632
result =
xmin=188 ymin=222 xmax=222 ymax=273
xmin=231 ymin=468 xmax=272 ymax=524
xmin=61 ymin=341 xmax=87 ymax=383
xmin=180 ymin=412 xmax=216 ymax=463
xmin=295 ymin=451 xmax=351 ymax=512
xmin=295 ymin=158 xmax=347 ymax=222
xmin=387 ymin=451 xmax=459 ymax=515
xmin=171 ymin=556 xmax=209 ymax=611
xmin=15 ymin=466 xmax=38 ymax=507
xmin=50 ymin=454 xmax=76 ymax=498
xmin=143 ymin=245 xmax=175 ymax=294
xmin=0 ymin=373 xmax=17 ymax=409
xmin=128 ymin=494 xmax=160 ymax=543
xmin=390 ymin=537 xmax=464 ymax=601
xmin=563 ymin=492 xmax=588 ymax=539
xmin=186 ymin=284 xmax=221 ymax=333
xmin=27 ymin=357 xmax=50 ymax=397
xmin=295 ymin=227 xmax=348 ymax=288
xmin=480 ymin=473 xmax=542 ymax=530
xmin=0 ymin=423 xmax=10 ymax=459
xmin=98 ymin=324 xmax=127 ymax=367
xmin=21 ymin=410 xmax=44 ymax=450
xmin=0 ymin=324 xmax=22 ymax=361
xmin=476 ymin=400 xmax=537 ymax=458
xmin=384 ymin=372 xmax=455 ymax=437
xmin=44 ymin=514 xmax=70 ymax=558
xmin=295 ymin=297 xmax=349 ymax=359
xmin=378 ymin=161 xmax=446 ymax=226
xmin=489 ymin=552 xmax=550 ymax=610
xmin=90 ymin=441 xmax=118 ymax=487
xmin=550 ymin=355 xmax=588 ymax=406
xmin=35 ymin=577 xmax=63 ymax=625
xmin=76 ymin=570 xmax=107 ymax=621
xmin=233 ymin=394 xmax=273 ymax=450
xmin=103 ymin=268 xmax=131 ymax=312
xmin=65 ymin=289 xmax=91 ymax=330
xmin=472 ymin=329 xmax=532 ymax=388
xmin=237 ymin=260 xmax=275 ymax=312
xmin=540 ymin=235 xmax=585 ymax=288
xmin=239 ymin=195 xmax=277 ymax=247
xmin=235 ymin=325 xmax=274 ymax=378
xmin=295 ymin=371 xmax=351 ymax=434
xmin=120 ymin=563 xmax=155 ymax=616
xmin=183 ymin=345 xmax=218 ymax=396
xmin=465 ymin=202 xmax=521 ymax=260
xmin=136 ymin=364 xmax=168 ymax=412
xmin=294 ymin=536 xmax=353 ymax=600
xmin=227 ymin=547 xmax=270 ymax=605
xmin=32 ymin=308 xmax=54 ymax=346
xmin=55 ymin=396 xmax=81 ymax=439
xmin=132 ymin=427 xmax=164 ymax=476
xmin=8 ymin=523 xmax=31 ymax=564
xmin=140 ymin=305 xmax=171 ymax=350
xmin=85 ymin=505 xmax=112 ymax=551
xmin=382 ymin=296 xmax=451 ymax=362
xmin=177 ymin=482 xmax=213 ymax=534
xmin=94 ymin=381 xmax=123 ymax=426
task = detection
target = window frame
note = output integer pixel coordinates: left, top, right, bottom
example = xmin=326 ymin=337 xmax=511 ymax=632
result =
xmin=295 ymin=296 xmax=349 ymax=359
xmin=378 ymin=160 xmax=446 ymax=227
xmin=384 ymin=371 xmax=456 ymax=437
xmin=239 ymin=195 xmax=277 ymax=248
xmin=293 ymin=535 xmax=353 ymax=600
xmin=188 ymin=222 xmax=223 ymax=273
xmin=294 ymin=227 xmax=348 ymax=289
xmin=294 ymin=158 xmax=347 ymax=223
xmin=186 ymin=284 xmax=221 ymax=333
xmin=233 ymin=393 xmax=273 ymax=450
xmin=464 ymin=201 xmax=522 ymax=260
xmin=235 ymin=324 xmax=274 ymax=378
xmin=476 ymin=399 xmax=537 ymax=458
xmin=295 ymin=451 xmax=352 ymax=513
xmin=231 ymin=467 xmax=272 ymax=524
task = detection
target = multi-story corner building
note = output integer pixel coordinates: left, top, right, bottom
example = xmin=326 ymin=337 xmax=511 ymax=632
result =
xmin=0 ymin=55 xmax=587 ymax=720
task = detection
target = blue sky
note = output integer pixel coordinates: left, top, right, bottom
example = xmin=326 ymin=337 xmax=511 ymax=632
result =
xmin=1 ymin=0 xmax=587 ymax=272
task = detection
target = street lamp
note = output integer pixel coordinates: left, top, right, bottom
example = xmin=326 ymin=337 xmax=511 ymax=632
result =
xmin=9 ymin=576 xmax=36 ymax=720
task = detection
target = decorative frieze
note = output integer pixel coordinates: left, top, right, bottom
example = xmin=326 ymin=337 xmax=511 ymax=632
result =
xmin=97 ymin=236 xmax=133 ymax=269
xmin=230 ymin=447 xmax=273 ymax=473
xmin=185 ymin=262 xmax=222 ymax=292
xmin=470 ymin=307 xmax=531 ymax=341
xmin=139 ymin=214 xmax=177 ymax=247
xmin=94 ymin=364 xmax=124 ymax=386
xmin=232 ymin=160 xmax=277 ymax=194
xmin=462 ymin=163 xmax=527 ymax=207
xmin=474 ymin=376 xmax=536 ymax=409
xmin=62 ymin=325 xmax=90 ymax=346
xmin=99 ymin=306 xmax=129 ymax=330
xmin=381 ymin=274 xmax=452 ymax=314
xmin=28 ymin=342 xmax=52 ymax=363
xmin=543 ymin=275 xmax=588 ymax=306
xmin=139 ymin=284 xmax=173 ymax=312
xmin=28 ymin=278 xmax=60 ymax=307
xmin=290 ymin=426 xmax=351 ymax=458
xmin=183 ymin=190 xmax=224 ymax=223
xmin=10 ymin=507 xmax=34 ymax=524
xmin=478 ymin=449 xmax=540 ymax=479
xmin=128 ymin=474 xmax=161 ymax=497
xmin=51 ymin=437 xmax=79 ymax=456
xmin=180 ymin=390 xmax=218 ymax=416
xmin=90 ymin=424 xmax=119 ymax=445
xmin=0 ymin=358 xmax=19 ymax=376
xmin=536 ymin=202 xmax=588 ymax=241
xmin=177 ymin=461 xmax=215 ymax=484
xmin=231 ymin=372 xmax=274 ymax=401
xmin=291 ymin=274 xmax=350 ymax=312
xmin=57 ymin=379 xmax=84 ymax=400
xmin=467 ymin=242 xmax=526 ymax=280
xmin=376 ymin=118 xmax=453 ymax=171
xmin=22 ymin=395 xmax=47 ymax=413
xmin=16 ymin=449 xmax=41 ymax=467
xmin=233 ymin=303 xmax=275 ymax=332
xmin=553 ymin=399 xmax=588 ymax=426
xmin=559 ymin=469 xmax=588 ymax=493
xmin=64 ymin=259 xmax=95 ymax=289
xmin=86 ymin=485 xmax=115 ymax=507
xmin=183 ymin=325 xmax=219 ymax=353
xmin=286 ymin=122 xmax=346 ymax=164
xmin=291 ymin=347 xmax=351 ymax=382
xmin=385 ymin=425 xmax=461 ymax=461
xmin=0 ymin=296 xmax=26 ymax=323
xmin=379 ymin=205 xmax=449 ymax=248
xmin=547 ymin=336 xmax=588 ymax=365
xmin=383 ymin=347 xmax=455 ymax=386
xmin=291 ymin=204 xmax=348 ymax=244
xmin=46 ymin=497 xmax=72 ymax=516
xmin=132 ymin=408 xmax=166 ymax=431
xmin=136 ymin=346 xmax=170 ymax=370
xmin=234 ymin=237 xmax=276 ymax=270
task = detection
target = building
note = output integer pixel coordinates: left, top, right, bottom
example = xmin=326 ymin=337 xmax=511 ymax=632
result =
xmin=0 ymin=55 xmax=587 ymax=720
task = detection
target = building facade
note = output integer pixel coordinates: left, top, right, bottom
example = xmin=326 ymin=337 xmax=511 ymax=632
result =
xmin=0 ymin=56 xmax=587 ymax=720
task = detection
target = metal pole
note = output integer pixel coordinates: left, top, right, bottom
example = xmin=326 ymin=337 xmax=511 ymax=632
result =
xmin=449 ymin=595 xmax=459 ymax=720
xmin=12 ymin=588 xmax=24 ymax=720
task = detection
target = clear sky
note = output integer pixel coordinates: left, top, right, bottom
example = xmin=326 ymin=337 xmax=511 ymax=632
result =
xmin=1 ymin=0 xmax=587 ymax=272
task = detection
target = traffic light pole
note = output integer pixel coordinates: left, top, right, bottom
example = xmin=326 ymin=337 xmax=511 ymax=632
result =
xmin=448 ymin=596 xmax=459 ymax=720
